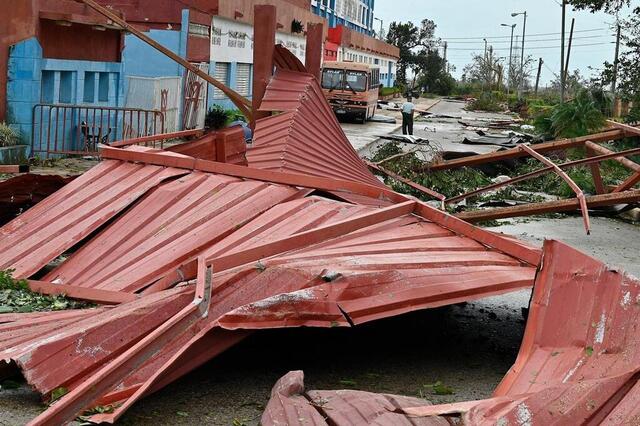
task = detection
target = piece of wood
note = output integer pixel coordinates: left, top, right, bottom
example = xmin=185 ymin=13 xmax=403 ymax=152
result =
xmin=427 ymin=129 xmax=624 ymax=171
xmin=456 ymin=190 xmax=640 ymax=222
xmin=110 ymin=129 xmax=203 ymax=148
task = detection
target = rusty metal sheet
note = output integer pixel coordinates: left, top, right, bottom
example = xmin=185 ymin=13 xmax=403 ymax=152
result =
xmin=0 ymin=160 xmax=187 ymax=278
xmin=261 ymin=240 xmax=640 ymax=425
xmin=262 ymin=371 xmax=449 ymax=426
xmin=247 ymin=69 xmax=384 ymax=187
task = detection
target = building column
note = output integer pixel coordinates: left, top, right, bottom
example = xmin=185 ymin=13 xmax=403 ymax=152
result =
xmin=305 ymin=23 xmax=324 ymax=80
xmin=251 ymin=4 xmax=276 ymax=128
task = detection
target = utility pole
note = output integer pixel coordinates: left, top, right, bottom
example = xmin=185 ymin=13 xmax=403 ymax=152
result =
xmin=611 ymin=23 xmax=621 ymax=110
xmin=561 ymin=0 xmax=566 ymax=103
xmin=512 ymin=11 xmax=527 ymax=98
xmin=501 ymin=23 xmax=517 ymax=95
xmin=489 ymin=45 xmax=494 ymax=89
xmin=443 ymin=41 xmax=448 ymax=73
xmin=535 ymin=58 xmax=543 ymax=95
xmin=564 ymin=18 xmax=575 ymax=85
xmin=611 ymin=24 xmax=621 ymax=94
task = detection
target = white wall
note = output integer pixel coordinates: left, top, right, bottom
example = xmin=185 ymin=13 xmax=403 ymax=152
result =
xmin=211 ymin=17 xmax=309 ymax=65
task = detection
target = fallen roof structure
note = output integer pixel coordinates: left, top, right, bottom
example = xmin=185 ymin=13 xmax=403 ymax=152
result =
xmin=0 ymin=2 xmax=637 ymax=424
xmin=262 ymin=240 xmax=640 ymax=425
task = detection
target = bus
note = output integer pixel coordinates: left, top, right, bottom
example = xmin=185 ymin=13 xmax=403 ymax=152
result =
xmin=320 ymin=62 xmax=380 ymax=124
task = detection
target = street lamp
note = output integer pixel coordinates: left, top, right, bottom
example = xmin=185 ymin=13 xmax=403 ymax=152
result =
xmin=373 ymin=17 xmax=383 ymax=40
xmin=501 ymin=23 xmax=517 ymax=95
xmin=511 ymin=11 xmax=527 ymax=98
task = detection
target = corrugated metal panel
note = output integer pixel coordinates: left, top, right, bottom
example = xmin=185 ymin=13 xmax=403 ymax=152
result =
xmin=236 ymin=63 xmax=251 ymax=97
xmin=0 ymin=160 xmax=187 ymax=279
xmin=262 ymin=240 xmax=640 ymax=425
xmin=247 ymin=69 xmax=384 ymax=187
xmin=273 ymin=44 xmax=307 ymax=73
xmin=262 ymin=371 xmax=449 ymax=426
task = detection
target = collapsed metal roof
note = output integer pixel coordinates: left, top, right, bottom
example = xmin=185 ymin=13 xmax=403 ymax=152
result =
xmin=261 ymin=240 xmax=640 ymax=425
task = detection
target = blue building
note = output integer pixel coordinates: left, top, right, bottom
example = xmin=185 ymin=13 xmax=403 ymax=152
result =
xmin=311 ymin=0 xmax=375 ymax=36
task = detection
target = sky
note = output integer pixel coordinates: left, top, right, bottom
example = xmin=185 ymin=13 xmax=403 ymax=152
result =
xmin=374 ymin=0 xmax=635 ymax=86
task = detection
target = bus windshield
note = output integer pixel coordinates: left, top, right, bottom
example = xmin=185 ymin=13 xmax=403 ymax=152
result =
xmin=321 ymin=69 xmax=344 ymax=91
xmin=345 ymin=71 xmax=367 ymax=92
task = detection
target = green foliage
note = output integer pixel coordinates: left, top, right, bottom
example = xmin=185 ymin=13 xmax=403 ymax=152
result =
xmin=467 ymin=92 xmax=503 ymax=112
xmin=415 ymin=49 xmax=455 ymax=96
xmin=50 ymin=387 xmax=69 ymax=403
xmin=386 ymin=19 xmax=438 ymax=86
xmin=291 ymin=19 xmax=304 ymax=34
xmin=370 ymin=142 xmax=491 ymax=199
xmin=548 ymin=90 xmax=605 ymax=138
xmin=379 ymin=86 xmax=402 ymax=97
xmin=566 ymin=0 xmax=630 ymax=13
xmin=0 ymin=122 xmax=21 ymax=147
xmin=0 ymin=269 xmax=92 ymax=314
xmin=204 ymin=105 xmax=242 ymax=130
xmin=424 ymin=381 xmax=455 ymax=395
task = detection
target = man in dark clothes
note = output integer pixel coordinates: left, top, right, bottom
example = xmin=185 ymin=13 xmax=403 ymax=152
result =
xmin=401 ymin=96 xmax=415 ymax=135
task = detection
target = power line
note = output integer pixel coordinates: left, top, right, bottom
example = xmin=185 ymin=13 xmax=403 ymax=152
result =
xmin=444 ymin=34 xmax=613 ymax=44
xmin=447 ymin=42 xmax=614 ymax=51
xmin=440 ymin=27 xmax=609 ymax=40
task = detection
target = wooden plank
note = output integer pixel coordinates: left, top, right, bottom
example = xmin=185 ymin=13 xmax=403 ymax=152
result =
xmin=456 ymin=190 xmax=640 ymax=222
xmin=428 ymin=129 xmax=624 ymax=171
xmin=110 ymin=129 xmax=203 ymax=148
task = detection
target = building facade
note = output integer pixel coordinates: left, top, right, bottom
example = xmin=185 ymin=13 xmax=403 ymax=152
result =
xmin=311 ymin=0 xmax=374 ymax=36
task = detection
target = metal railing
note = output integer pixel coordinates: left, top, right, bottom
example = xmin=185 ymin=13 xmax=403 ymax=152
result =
xmin=32 ymin=104 xmax=165 ymax=157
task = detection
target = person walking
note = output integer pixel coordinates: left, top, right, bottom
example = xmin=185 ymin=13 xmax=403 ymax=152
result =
xmin=402 ymin=96 xmax=415 ymax=135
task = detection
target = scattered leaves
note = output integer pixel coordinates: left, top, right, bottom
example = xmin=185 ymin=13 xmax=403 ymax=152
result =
xmin=50 ymin=387 xmax=68 ymax=404
xmin=585 ymin=346 xmax=594 ymax=357
xmin=424 ymin=381 xmax=455 ymax=395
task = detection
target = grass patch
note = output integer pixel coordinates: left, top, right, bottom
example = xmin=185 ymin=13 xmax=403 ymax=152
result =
xmin=0 ymin=269 xmax=92 ymax=314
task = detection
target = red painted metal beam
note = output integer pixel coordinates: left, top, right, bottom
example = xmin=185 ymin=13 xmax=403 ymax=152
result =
xmin=27 ymin=258 xmax=212 ymax=426
xmin=304 ymin=22 xmax=324 ymax=80
xmin=27 ymin=280 xmax=136 ymax=305
xmin=613 ymin=170 xmax=640 ymax=193
xmin=445 ymin=145 xmax=640 ymax=204
xmin=519 ymin=144 xmax=591 ymax=234
xmin=100 ymin=146 xmax=407 ymax=203
xmin=252 ymin=4 xmax=277 ymax=127
xmin=209 ymin=200 xmax=417 ymax=270
xmin=0 ymin=165 xmax=29 ymax=173
xmin=366 ymin=160 xmax=446 ymax=207
xmin=110 ymin=129 xmax=203 ymax=148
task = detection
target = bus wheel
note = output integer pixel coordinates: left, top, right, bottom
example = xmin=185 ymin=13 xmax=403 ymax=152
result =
xmin=360 ymin=114 xmax=367 ymax=124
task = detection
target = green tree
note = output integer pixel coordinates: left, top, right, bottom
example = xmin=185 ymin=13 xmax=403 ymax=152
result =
xmin=415 ymin=49 xmax=454 ymax=95
xmin=566 ymin=0 xmax=630 ymax=13
xmin=386 ymin=19 xmax=438 ymax=86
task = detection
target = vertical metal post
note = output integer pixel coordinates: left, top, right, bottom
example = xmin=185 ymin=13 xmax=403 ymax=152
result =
xmin=561 ymin=0 xmax=566 ymax=103
xmin=507 ymin=25 xmax=515 ymax=95
xmin=251 ymin=4 xmax=277 ymax=129
xmin=305 ymin=22 xmax=324 ymax=81
xmin=518 ymin=12 xmax=527 ymax=98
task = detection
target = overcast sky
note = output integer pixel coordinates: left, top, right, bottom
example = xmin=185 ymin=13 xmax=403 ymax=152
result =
xmin=374 ymin=0 xmax=635 ymax=85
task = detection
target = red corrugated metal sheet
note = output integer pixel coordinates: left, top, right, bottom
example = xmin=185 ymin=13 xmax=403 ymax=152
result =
xmin=262 ymin=371 xmax=449 ymax=426
xmin=262 ymin=240 xmax=640 ymax=425
xmin=247 ymin=69 xmax=384 ymax=187
xmin=273 ymin=44 xmax=307 ymax=73
xmin=0 ymin=160 xmax=187 ymax=279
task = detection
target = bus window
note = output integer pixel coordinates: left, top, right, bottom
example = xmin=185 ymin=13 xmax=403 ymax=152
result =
xmin=322 ymin=69 xmax=344 ymax=90
xmin=345 ymin=71 xmax=367 ymax=92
